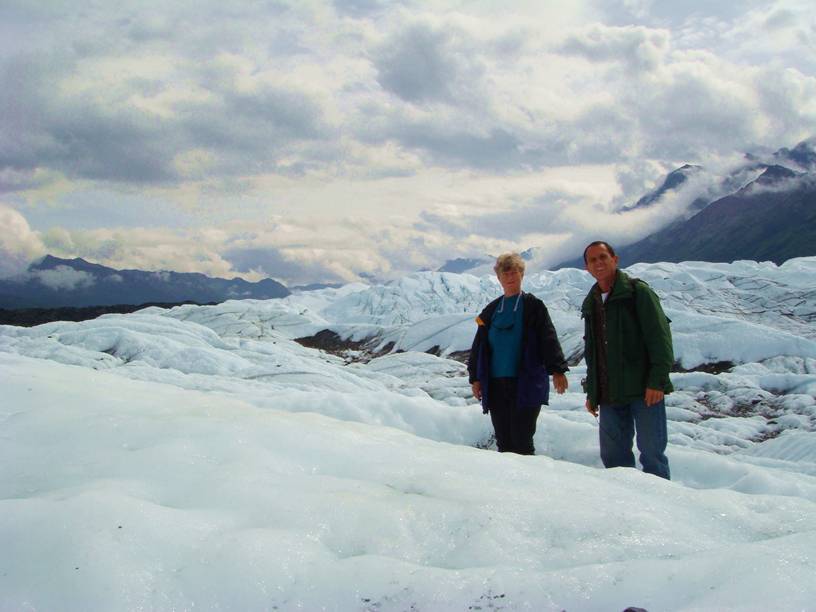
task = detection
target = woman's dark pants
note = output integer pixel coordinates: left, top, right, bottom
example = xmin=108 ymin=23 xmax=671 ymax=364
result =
xmin=488 ymin=377 xmax=541 ymax=455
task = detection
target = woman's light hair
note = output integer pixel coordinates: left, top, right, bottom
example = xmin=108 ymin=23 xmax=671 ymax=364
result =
xmin=493 ymin=252 xmax=525 ymax=274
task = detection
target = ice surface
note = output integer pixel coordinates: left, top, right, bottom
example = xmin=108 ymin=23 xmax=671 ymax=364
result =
xmin=157 ymin=258 xmax=816 ymax=365
xmin=2 ymin=258 xmax=816 ymax=610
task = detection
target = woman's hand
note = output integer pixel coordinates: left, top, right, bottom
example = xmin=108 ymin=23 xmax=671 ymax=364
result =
xmin=471 ymin=381 xmax=482 ymax=401
xmin=552 ymin=372 xmax=568 ymax=394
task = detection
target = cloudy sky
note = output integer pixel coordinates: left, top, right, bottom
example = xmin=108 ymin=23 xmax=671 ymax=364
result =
xmin=1 ymin=0 xmax=815 ymax=285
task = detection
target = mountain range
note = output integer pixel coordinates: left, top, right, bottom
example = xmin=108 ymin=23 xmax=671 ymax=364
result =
xmin=0 ymin=255 xmax=290 ymax=309
xmin=3 ymin=139 xmax=814 ymax=311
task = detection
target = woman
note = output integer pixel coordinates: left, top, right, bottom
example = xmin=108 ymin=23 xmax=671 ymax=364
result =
xmin=467 ymin=253 xmax=569 ymax=455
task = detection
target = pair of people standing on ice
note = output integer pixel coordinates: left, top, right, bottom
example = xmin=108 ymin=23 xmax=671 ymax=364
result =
xmin=467 ymin=242 xmax=673 ymax=480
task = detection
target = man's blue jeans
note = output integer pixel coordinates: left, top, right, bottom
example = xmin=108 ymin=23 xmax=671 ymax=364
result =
xmin=598 ymin=398 xmax=670 ymax=480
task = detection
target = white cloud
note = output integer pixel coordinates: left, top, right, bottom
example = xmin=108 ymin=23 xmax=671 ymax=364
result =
xmin=0 ymin=1 xmax=814 ymax=283
xmin=0 ymin=203 xmax=46 ymax=277
xmin=720 ymin=2 xmax=816 ymax=69
xmin=559 ymin=24 xmax=670 ymax=72
xmin=31 ymin=265 xmax=96 ymax=291
xmin=744 ymin=172 xmax=815 ymax=196
xmin=374 ymin=20 xmax=486 ymax=104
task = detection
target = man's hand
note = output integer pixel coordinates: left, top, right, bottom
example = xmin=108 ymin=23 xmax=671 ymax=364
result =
xmin=471 ymin=381 xmax=482 ymax=401
xmin=644 ymin=387 xmax=664 ymax=406
xmin=585 ymin=398 xmax=598 ymax=417
xmin=552 ymin=372 xmax=568 ymax=394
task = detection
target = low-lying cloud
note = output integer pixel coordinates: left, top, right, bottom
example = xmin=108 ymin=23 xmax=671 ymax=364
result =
xmin=31 ymin=266 xmax=96 ymax=291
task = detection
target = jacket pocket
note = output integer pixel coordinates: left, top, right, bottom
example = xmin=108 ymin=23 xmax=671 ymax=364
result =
xmin=518 ymin=367 xmax=548 ymax=407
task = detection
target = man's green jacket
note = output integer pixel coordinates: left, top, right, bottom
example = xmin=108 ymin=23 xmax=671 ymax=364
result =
xmin=581 ymin=270 xmax=674 ymax=407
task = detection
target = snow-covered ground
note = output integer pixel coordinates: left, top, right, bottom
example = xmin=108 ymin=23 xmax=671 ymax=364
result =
xmin=2 ymin=258 xmax=816 ymax=610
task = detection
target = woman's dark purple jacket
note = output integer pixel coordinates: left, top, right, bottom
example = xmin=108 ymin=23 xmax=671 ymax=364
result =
xmin=467 ymin=292 xmax=569 ymax=414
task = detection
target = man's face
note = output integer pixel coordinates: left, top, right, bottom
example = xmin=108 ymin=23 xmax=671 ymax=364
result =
xmin=585 ymin=244 xmax=619 ymax=285
xmin=497 ymin=266 xmax=523 ymax=296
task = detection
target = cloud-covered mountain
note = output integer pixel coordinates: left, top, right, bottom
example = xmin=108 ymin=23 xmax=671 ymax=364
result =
xmin=551 ymin=138 xmax=816 ymax=269
xmin=612 ymin=164 xmax=815 ymax=267
xmin=0 ymin=255 xmax=290 ymax=309
xmin=619 ymin=163 xmax=705 ymax=213
xmin=774 ymin=137 xmax=816 ymax=169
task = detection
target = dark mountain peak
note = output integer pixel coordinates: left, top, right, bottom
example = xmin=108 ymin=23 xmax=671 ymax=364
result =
xmin=623 ymin=163 xmax=703 ymax=211
xmin=669 ymin=163 xmax=702 ymax=180
xmin=33 ymin=255 xmax=92 ymax=270
xmin=754 ymin=164 xmax=799 ymax=186
xmin=437 ymin=256 xmax=493 ymax=274
xmin=29 ymin=255 xmax=119 ymax=277
xmin=655 ymin=163 xmax=702 ymax=192
xmin=774 ymin=137 xmax=816 ymax=169
xmin=31 ymin=254 xmax=63 ymax=269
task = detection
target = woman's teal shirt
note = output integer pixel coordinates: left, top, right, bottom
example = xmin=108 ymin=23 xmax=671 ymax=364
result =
xmin=488 ymin=293 xmax=524 ymax=377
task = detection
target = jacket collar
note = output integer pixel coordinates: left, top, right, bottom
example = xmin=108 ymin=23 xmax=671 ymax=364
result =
xmin=479 ymin=291 xmax=532 ymax=325
xmin=582 ymin=270 xmax=635 ymax=313
xmin=607 ymin=270 xmax=636 ymax=301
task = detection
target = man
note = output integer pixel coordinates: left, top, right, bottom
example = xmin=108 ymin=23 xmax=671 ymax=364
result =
xmin=468 ymin=253 xmax=569 ymax=455
xmin=581 ymin=241 xmax=673 ymax=479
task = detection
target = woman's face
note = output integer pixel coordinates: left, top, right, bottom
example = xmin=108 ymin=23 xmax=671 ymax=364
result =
xmin=497 ymin=266 xmax=523 ymax=296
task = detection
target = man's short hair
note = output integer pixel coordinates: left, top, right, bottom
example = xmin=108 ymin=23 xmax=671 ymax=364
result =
xmin=583 ymin=241 xmax=617 ymax=263
xmin=494 ymin=252 xmax=526 ymax=274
